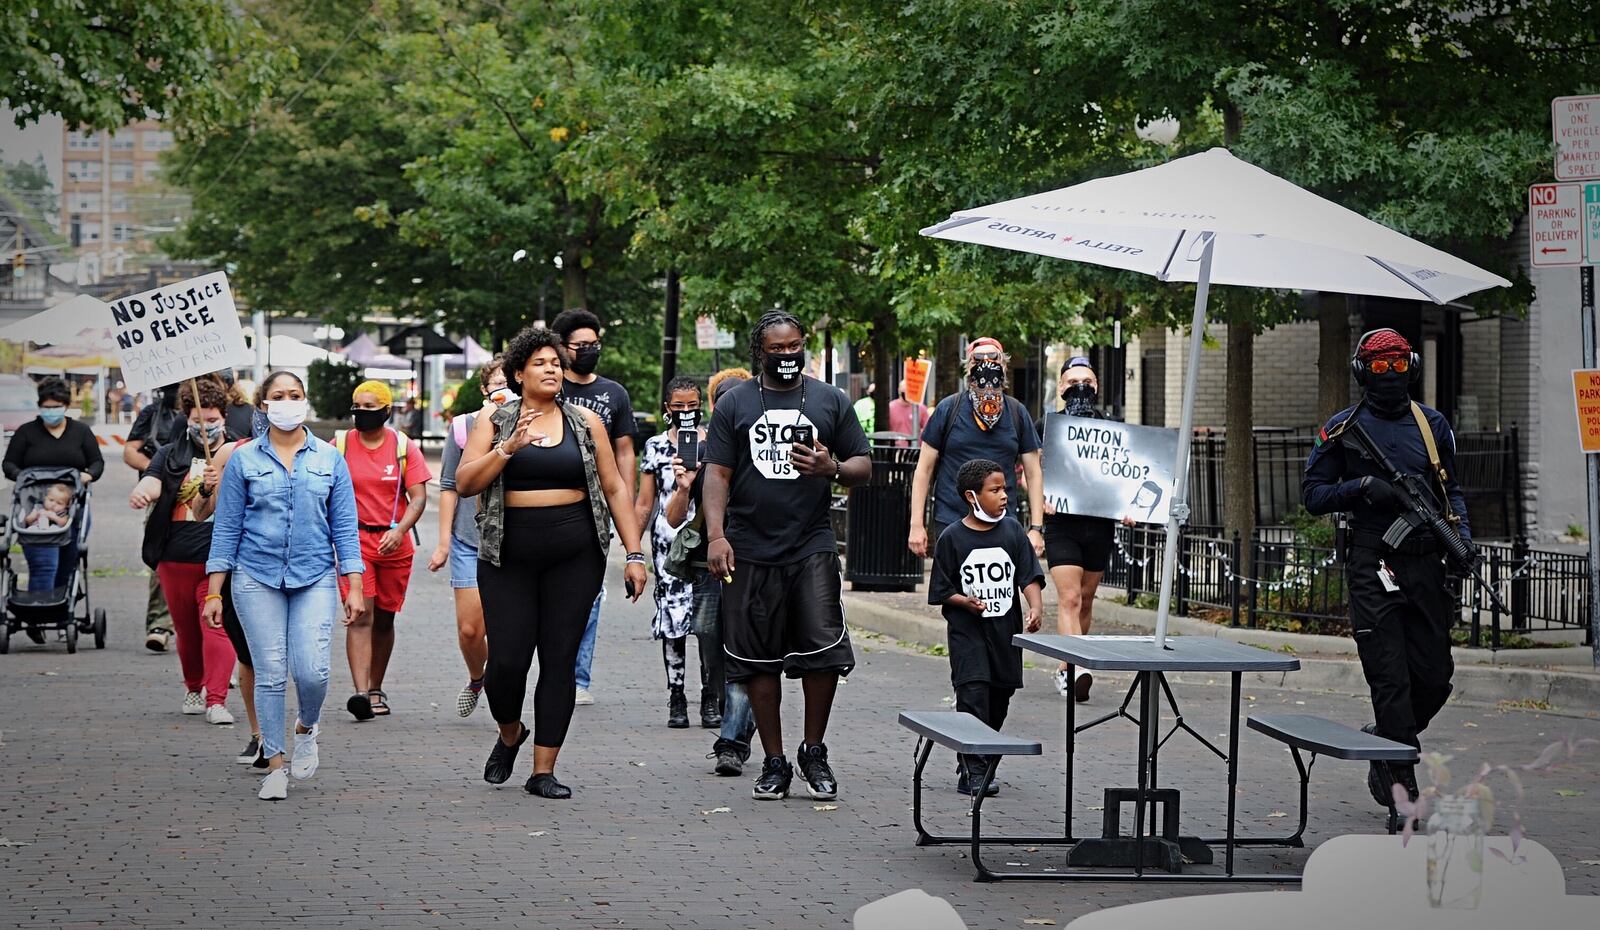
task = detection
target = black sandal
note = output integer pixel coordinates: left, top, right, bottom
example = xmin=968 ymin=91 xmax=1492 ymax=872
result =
xmin=369 ymin=690 xmax=390 ymax=716
xmin=347 ymin=692 xmax=374 ymax=721
xmin=525 ymin=772 xmax=572 ymax=799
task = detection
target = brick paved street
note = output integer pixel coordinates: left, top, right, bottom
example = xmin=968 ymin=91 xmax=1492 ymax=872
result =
xmin=3 ymin=462 xmax=1599 ymax=929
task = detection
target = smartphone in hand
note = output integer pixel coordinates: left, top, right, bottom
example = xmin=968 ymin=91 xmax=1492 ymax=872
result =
xmin=677 ymin=428 xmax=699 ymax=470
xmin=791 ymin=424 xmax=815 ymax=449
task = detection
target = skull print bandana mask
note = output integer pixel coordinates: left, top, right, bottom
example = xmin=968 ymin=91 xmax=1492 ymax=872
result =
xmin=968 ymin=361 xmax=1006 ymax=431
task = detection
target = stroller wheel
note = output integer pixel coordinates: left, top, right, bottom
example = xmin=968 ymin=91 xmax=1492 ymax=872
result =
xmin=93 ymin=609 xmax=107 ymax=649
xmin=65 ymin=617 xmax=78 ymax=654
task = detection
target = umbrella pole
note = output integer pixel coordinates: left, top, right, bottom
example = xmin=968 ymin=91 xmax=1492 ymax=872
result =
xmin=1152 ymin=231 xmax=1214 ymax=647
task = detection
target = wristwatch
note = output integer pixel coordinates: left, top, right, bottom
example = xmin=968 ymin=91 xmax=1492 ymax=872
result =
xmin=1029 ymin=524 xmax=1045 ymax=534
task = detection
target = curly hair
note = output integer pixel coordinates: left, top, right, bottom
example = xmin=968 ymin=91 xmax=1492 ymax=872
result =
xmin=479 ymin=355 xmax=506 ymax=386
xmin=550 ymin=308 xmax=602 ymax=342
xmin=35 ymin=376 xmax=71 ymax=406
xmin=178 ymin=377 xmax=230 ymax=414
xmin=502 ymin=325 xmax=566 ymax=392
xmin=748 ymin=310 xmax=805 ymax=372
xmin=956 ymin=458 xmax=1004 ymax=497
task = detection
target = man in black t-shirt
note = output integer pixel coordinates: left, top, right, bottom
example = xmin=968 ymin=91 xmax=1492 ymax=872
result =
xmin=552 ymin=308 xmax=639 ymax=705
xmin=704 ymin=311 xmax=871 ymax=802
xmin=124 ymin=384 xmax=185 ymax=652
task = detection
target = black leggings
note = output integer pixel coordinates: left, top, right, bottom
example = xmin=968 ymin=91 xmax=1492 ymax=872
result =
xmin=479 ymin=503 xmax=606 ymax=747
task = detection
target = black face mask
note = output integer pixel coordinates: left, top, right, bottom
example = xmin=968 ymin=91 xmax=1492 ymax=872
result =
xmin=352 ymin=408 xmax=390 ymax=432
xmin=570 ymin=346 xmax=601 ymax=377
xmin=1061 ymin=382 xmax=1098 ymax=415
xmin=671 ymin=409 xmax=701 ymax=430
xmin=764 ymin=350 xmax=805 ymax=384
xmin=1363 ymin=372 xmax=1412 ymax=417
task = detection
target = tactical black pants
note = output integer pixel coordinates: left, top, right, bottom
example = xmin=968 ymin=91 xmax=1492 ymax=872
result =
xmin=1345 ymin=543 xmax=1455 ymax=770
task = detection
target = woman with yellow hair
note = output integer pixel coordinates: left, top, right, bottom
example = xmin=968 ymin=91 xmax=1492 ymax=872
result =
xmin=337 ymin=379 xmax=433 ymax=719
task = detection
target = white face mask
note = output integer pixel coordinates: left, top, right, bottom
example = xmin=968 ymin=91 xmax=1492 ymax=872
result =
xmin=966 ymin=491 xmax=1004 ymax=524
xmin=265 ymin=399 xmax=309 ymax=431
xmin=487 ymin=387 xmax=513 ymax=406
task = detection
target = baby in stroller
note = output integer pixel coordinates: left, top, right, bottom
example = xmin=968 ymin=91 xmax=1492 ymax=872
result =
xmin=17 ymin=476 xmax=84 ymax=592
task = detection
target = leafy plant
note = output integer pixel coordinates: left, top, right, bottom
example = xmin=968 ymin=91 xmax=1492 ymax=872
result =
xmin=306 ymin=358 xmax=363 ymax=421
xmin=1394 ymin=735 xmax=1599 ymax=861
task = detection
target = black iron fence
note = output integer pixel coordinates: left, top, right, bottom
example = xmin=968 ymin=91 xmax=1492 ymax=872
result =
xmin=1106 ymin=523 xmax=1589 ymax=649
xmin=1186 ymin=426 xmax=1522 ymax=538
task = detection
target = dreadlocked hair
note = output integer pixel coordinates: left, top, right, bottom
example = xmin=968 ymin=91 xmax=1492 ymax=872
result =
xmin=748 ymin=310 xmax=805 ymax=372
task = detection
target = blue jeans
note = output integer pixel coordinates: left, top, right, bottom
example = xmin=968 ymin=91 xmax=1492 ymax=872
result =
xmin=690 ymin=571 xmax=754 ymax=748
xmin=22 ymin=544 xmax=61 ymax=593
xmin=574 ymin=586 xmax=604 ymax=690
xmin=230 ymin=570 xmax=338 ymax=758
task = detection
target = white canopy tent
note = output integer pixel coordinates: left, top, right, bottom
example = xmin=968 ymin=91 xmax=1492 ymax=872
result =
xmin=922 ymin=148 xmax=1511 ymax=646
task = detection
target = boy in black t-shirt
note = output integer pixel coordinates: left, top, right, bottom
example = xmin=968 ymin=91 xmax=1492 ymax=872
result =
xmin=704 ymin=312 xmax=872 ymax=802
xmin=928 ymin=458 xmax=1045 ymax=796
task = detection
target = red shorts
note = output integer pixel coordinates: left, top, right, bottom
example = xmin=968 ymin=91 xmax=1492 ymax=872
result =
xmin=339 ymin=536 xmax=414 ymax=614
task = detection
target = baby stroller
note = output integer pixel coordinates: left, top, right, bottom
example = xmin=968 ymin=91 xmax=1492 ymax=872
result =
xmin=0 ymin=466 xmax=105 ymax=653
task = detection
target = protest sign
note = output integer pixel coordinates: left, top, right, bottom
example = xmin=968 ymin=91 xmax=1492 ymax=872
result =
xmin=1040 ymin=413 xmax=1178 ymax=523
xmin=107 ymin=271 xmax=251 ymax=393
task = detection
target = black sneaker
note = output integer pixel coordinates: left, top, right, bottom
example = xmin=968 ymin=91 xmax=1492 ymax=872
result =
xmin=699 ymin=690 xmax=722 ymax=729
xmin=709 ymin=738 xmax=749 ymax=777
xmin=752 ymin=755 xmax=792 ymax=800
xmin=1361 ymin=725 xmax=1395 ymax=808
xmin=236 ymin=734 xmax=262 ymax=765
xmin=957 ymin=756 xmax=1000 ymax=797
xmin=796 ymin=742 xmax=837 ymax=800
xmin=483 ymin=725 xmax=530 ymax=785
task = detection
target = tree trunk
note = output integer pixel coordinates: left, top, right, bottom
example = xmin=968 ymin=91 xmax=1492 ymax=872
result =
xmin=561 ymin=248 xmax=587 ymax=310
xmin=935 ymin=330 xmax=962 ymax=401
xmin=1224 ymin=317 xmax=1256 ymax=569
xmin=1316 ymin=292 xmax=1351 ymax=424
xmin=872 ymin=309 xmax=896 ymax=435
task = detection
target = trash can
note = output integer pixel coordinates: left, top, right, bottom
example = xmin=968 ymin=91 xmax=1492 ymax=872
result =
xmin=845 ymin=434 xmax=923 ymax=592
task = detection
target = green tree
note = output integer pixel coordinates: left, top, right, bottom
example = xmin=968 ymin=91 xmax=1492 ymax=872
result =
xmin=1 ymin=0 xmax=277 ymax=131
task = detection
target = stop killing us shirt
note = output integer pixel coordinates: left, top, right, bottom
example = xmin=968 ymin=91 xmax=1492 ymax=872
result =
xmin=928 ymin=517 xmax=1044 ymax=689
xmin=703 ymin=376 xmax=870 ymax=566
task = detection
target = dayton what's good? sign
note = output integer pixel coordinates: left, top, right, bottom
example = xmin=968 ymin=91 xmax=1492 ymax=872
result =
xmin=1040 ymin=414 xmax=1178 ymax=524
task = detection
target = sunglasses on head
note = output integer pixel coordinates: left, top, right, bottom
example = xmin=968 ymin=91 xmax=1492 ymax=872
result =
xmin=1364 ymin=356 xmax=1410 ymax=375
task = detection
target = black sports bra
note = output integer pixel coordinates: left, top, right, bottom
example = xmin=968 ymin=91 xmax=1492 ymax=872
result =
xmin=502 ymin=427 xmax=584 ymax=492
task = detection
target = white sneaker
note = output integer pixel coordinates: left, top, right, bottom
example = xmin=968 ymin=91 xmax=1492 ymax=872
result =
xmin=258 ymin=767 xmax=288 ymax=800
xmin=1054 ymin=669 xmax=1073 ymax=697
xmin=205 ymin=704 xmax=235 ymax=725
xmin=574 ymin=686 xmax=594 ymax=706
xmin=290 ymin=724 xmax=320 ymax=780
xmin=181 ymin=691 xmax=205 ymax=714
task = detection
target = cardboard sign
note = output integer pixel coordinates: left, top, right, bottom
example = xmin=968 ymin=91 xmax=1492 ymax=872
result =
xmin=107 ymin=271 xmax=251 ymax=393
xmin=1573 ymin=370 xmax=1600 ymax=454
xmin=1041 ymin=413 xmax=1178 ymax=523
xmin=904 ymin=357 xmax=931 ymax=405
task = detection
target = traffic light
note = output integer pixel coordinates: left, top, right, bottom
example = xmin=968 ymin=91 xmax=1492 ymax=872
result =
xmin=11 ymin=252 xmax=23 ymax=280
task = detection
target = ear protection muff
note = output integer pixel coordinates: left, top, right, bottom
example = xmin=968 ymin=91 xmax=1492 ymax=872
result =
xmin=1351 ymin=328 xmax=1422 ymax=385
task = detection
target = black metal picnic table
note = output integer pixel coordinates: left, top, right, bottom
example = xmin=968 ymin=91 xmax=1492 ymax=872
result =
xmin=1009 ymin=633 xmax=1302 ymax=882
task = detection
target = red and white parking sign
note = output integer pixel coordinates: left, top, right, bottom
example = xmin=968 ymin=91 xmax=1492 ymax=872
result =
xmin=1530 ymin=183 xmax=1583 ymax=267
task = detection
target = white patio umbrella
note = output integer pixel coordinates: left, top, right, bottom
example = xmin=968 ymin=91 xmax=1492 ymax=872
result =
xmin=922 ymin=147 xmax=1511 ymax=645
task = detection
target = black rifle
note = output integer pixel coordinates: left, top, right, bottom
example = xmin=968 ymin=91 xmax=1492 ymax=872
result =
xmin=1344 ymin=418 xmax=1509 ymax=613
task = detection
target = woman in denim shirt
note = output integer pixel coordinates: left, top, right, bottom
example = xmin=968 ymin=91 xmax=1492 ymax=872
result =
xmin=202 ymin=371 xmax=367 ymax=801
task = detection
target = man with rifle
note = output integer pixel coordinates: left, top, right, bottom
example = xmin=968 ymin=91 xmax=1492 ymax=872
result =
xmin=1303 ymin=328 xmax=1473 ymax=811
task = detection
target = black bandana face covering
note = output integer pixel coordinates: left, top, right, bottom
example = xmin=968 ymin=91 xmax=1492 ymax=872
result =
xmin=1062 ymin=382 xmax=1098 ymax=416
xmin=1364 ymin=372 xmax=1411 ymax=417
xmin=969 ymin=361 xmax=1006 ymax=430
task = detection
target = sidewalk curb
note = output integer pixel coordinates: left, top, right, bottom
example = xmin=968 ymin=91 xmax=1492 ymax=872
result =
xmin=842 ymin=594 xmax=1600 ymax=713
